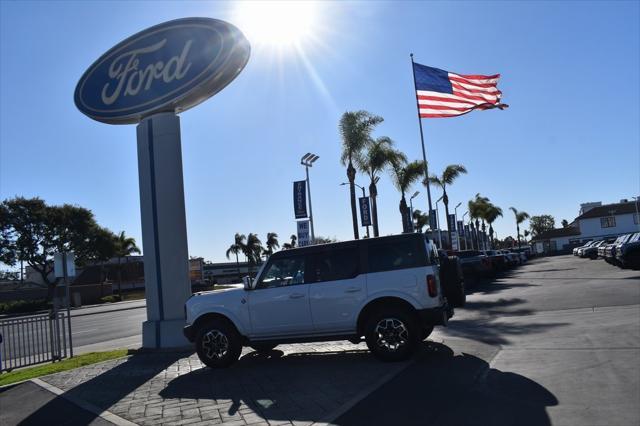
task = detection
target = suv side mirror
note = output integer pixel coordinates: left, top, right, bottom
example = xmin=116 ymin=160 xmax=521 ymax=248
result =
xmin=242 ymin=276 xmax=253 ymax=291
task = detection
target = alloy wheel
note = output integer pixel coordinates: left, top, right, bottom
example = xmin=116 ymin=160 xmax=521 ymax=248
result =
xmin=374 ymin=318 xmax=409 ymax=352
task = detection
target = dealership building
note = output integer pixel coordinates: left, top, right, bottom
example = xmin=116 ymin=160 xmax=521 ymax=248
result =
xmin=533 ymin=199 xmax=640 ymax=254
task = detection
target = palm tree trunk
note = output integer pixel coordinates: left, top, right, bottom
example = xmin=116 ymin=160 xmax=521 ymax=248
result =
xmin=347 ymin=161 xmax=359 ymax=239
xmin=400 ymin=195 xmax=412 ymax=233
xmin=370 ymin=181 xmax=380 ymax=237
xmin=489 ymin=226 xmax=494 ymax=249
xmin=443 ymin=191 xmax=452 ymax=249
xmin=516 ymin=223 xmax=521 ymax=249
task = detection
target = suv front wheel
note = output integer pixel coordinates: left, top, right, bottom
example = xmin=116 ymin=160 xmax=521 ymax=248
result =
xmin=364 ymin=309 xmax=419 ymax=362
xmin=195 ymin=319 xmax=242 ymax=368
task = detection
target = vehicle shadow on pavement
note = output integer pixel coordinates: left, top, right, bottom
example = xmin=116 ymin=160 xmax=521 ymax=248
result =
xmin=336 ymin=342 xmax=558 ymax=426
xmin=18 ymin=350 xmax=190 ymax=426
xmin=466 ymin=280 xmax=540 ymax=296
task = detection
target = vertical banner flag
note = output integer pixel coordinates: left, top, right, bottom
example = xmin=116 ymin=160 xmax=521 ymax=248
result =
xmin=447 ymin=214 xmax=456 ymax=231
xmin=412 ymin=62 xmax=508 ymax=118
xmin=464 ymin=224 xmax=470 ymax=238
xmin=429 ymin=209 xmax=438 ymax=230
xmin=457 ymin=220 xmax=465 ymax=236
xmin=297 ymin=220 xmax=310 ymax=247
xmin=451 ymin=232 xmax=459 ymax=251
xmin=293 ymin=181 xmax=307 ymax=219
xmin=359 ymin=197 xmax=372 ymax=227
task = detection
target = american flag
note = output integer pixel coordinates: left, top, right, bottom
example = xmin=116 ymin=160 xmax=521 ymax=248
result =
xmin=413 ymin=62 xmax=508 ymax=118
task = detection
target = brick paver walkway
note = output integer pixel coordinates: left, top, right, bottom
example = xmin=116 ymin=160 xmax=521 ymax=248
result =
xmin=39 ymin=342 xmax=408 ymax=426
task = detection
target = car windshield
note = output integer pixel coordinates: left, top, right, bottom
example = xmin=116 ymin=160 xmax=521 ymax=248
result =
xmin=628 ymin=233 xmax=640 ymax=243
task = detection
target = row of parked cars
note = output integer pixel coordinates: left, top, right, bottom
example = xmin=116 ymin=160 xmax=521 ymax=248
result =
xmin=445 ymin=247 xmax=531 ymax=284
xmin=573 ymin=232 xmax=640 ymax=270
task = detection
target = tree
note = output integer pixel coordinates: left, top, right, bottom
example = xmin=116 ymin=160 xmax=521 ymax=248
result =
xmin=428 ymin=164 xmax=467 ymax=247
xmin=282 ymin=234 xmax=297 ymax=250
xmin=0 ymin=197 xmax=118 ymax=300
xmin=561 ymin=219 xmax=569 ymax=228
xmin=412 ymin=209 xmax=429 ymax=233
xmin=339 ymin=110 xmax=384 ymax=239
xmin=509 ymin=207 xmax=530 ymax=249
xmin=225 ymin=233 xmax=246 ymax=282
xmin=529 ymin=215 xmax=555 ymax=237
xmin=356 ymin=136 xmax=405 ymax=237
xmin=243 ymin=233 xmax=263 ymax=274
xmin=114 ymin=231 xmax=140 ymax=299
xmin=263 ymin=232 xmax=279 ymax=258
xmin=484 ymin=204 xmax=503 ymax=249
xmin=314 ymin=236 xmax=338 ymax=244
xmin=468 ymin=193 xmax=490 ymax=249
xmin=389 ymin=159 xmax=425 ymax=233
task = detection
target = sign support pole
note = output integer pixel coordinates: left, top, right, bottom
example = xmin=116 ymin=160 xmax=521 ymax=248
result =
xmin=305 ymin=165 xmax=315 ymax=243
xmin=410 ymin=54 xmax=433 ymax=217
xmin=62 ymin=252 xmax=73 ymax=358
xmin=137 ymin=112 xmax=191 ymax=348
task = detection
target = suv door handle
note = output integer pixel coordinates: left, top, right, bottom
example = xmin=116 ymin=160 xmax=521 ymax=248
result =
xmin=289 ymin=293 xmax=305 ymax=299
xmin=345 ymin=287 xmax=361 ymax=293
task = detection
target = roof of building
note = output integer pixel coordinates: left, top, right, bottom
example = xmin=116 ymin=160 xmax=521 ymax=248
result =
xmin=576 ymin=201 xmax=638 ymax=220
xmin=532 ymin=227 xmax=581 ymax=241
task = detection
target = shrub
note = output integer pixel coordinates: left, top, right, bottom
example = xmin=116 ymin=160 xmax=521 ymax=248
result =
xmin=99 ymin=295 xmax=122 ymax=304
xmin=0 ymin=299 xmax=49 ymax=315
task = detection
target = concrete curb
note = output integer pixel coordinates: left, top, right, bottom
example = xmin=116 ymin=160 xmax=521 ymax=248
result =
xmin=31 ymin=378 xmax=138 ymax=426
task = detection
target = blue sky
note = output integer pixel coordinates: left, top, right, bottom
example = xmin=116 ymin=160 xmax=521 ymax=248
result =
xmin=1 ymin=1 xmax=638 ymax=262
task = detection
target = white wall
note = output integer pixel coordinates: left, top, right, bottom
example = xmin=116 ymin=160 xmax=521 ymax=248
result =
xmin=579 ymin=213 xmax=640 ymax=239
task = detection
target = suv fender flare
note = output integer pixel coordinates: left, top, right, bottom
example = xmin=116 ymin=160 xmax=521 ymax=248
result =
xmin=355 ymin=293 xmax=423 ymax=336
xmin=192 ymin=309 xmax=247 ymax=336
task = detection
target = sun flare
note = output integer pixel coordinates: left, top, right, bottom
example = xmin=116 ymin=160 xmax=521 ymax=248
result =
xmin=233 ymin=1 xmax=319 ymax=47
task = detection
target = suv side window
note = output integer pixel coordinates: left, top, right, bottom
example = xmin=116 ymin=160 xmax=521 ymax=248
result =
xmin=308 ymin=247 xmax=359 ymax=283
xmin=368 ymin=238 xmax=424 ymax=273
xmin=255 ymin=256 xmax=306 ymax=289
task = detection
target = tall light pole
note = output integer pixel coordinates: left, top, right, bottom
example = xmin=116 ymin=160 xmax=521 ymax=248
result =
xmin=410 ymin=191 xmax=420 ymax=232
xmin=462 ymin=211 xmax=469 ymax=250
xmin=435 ymin=195 xmax=444 ymax=248
xmin=341 ymin=182 xmax=370 ymax=238
xmin=454 ymin=202 xmax=462 ymax=250
xmin=633 ymin=196 xmax=640 ymax=231
xmin=301 ymin=153 xmax=319 ymax=243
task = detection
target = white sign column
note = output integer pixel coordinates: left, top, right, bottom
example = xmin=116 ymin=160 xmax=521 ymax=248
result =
xmin=137 ymin=112 xmax=191 ymax=348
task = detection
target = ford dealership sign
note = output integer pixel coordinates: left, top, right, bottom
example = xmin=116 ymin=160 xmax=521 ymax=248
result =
xmin=74 ymin=18 xmax=250 ymax=124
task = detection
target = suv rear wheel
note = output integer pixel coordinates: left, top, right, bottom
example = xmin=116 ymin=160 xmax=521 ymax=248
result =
xmin=364 ymin=308 xmax=419 ymax=362
xmin=195 ymin=319 xmax=242 ymax=368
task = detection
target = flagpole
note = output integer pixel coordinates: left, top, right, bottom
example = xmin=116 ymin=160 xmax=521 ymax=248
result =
xmin=410 ymin=53 xmax=433 ymax=215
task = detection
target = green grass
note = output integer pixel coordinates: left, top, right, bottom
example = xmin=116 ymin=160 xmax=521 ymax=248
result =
xmin=0 ymin=349 xmax=133 ymax=387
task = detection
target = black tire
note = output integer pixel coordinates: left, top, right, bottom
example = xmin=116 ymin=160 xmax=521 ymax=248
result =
xmin=421 ymin=325 xmax=434 ymax=341
xmin=195 ymin=319 xmax=242 ymax=368
xmin=249 ymin=343 xmax=278 ymax=353
xmin=364 ymin=308 xmax=420 ymax=362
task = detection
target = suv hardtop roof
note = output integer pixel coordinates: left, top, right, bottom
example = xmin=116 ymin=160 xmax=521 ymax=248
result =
xmin=269 ymin=233 xmax=431 ymax=259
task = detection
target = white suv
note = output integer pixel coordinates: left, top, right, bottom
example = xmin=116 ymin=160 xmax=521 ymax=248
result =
xmin=184 ymin=233 xmax=454 ymax=367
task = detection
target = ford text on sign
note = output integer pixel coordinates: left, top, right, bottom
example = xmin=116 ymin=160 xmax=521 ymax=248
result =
xmin=75 ymin=18 xmax=250 ymax=124
xmin=293 ymin=181 xmax=308 ymax=219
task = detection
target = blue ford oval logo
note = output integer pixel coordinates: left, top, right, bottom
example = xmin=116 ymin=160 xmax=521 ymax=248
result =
xmin=75 ymin=18 xmax=250 ymax=125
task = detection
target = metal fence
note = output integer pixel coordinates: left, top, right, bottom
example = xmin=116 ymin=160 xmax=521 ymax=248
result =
xmin=0 ymin=311 xmax=69 ymax=372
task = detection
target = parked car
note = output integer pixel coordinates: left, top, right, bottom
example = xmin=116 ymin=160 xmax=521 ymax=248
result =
xmin=449 ymin=250 xmax=493 ymax=280
xmin=607 ymin=233 xmax=636 ymax=266
xmin=498 ymin=250 xmax=519 ymax=266
xmin=616 ymin=233 xmax=640 ymax=270
xmin=576 ymin=241 xmax=598 ymax=257
xmin=573 ymin=241 xmax=593 ymax=256
xmin=184 ymin=233 xmax=456 ymax=367
xmin=482 ymin=250 xmax=508 ymax=272
xmin=581 ymin=240 xmax=608 ymax=259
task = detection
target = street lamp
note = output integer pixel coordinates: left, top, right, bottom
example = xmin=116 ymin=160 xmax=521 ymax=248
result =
xmin=301 ymin=153 xmax=319 ymax=243
xmin=633 ymin=196 xmax=640 ymax=231
xmin=435 ymin=195 xmax=444 ymax=248
xmin=340 ymin=182 xmax=370 ymax=238
xmin=452 ymin=202 xmax=462 ymax=249
xmin=410 ymin=191 xmax=420 ymax=232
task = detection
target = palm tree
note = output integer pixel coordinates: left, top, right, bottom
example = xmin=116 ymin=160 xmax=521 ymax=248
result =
xmin=412 ymin=209 xmax=429 ymax=233
xmin=243 ymin=233 xmax=263 ymax=276
xmin=282 ymin=234 xmax=297 ymax=250
xmin=484 ymin=204 xmax=503 ymax=249
xmin=263 ymin=232 xmax=279 ymax=259
xmin=114 ymin=231 xmax=140 ymax=299
xmin=509 ymin=207 xmax=530 ymax=249
xmin=468 ymin=193 xmax=490 ymax=249
xmin=356 ymin=136 xmax=405 ymax=237
xmin=339 ymin=110 xmax=383 ymax=239
xmin=226 ymin=233 xmax=246 ymax=282
xmin=428 ymin=164 xmax=467 ymax=248
xmin=389 ymin=159 xmax=425 ymax=233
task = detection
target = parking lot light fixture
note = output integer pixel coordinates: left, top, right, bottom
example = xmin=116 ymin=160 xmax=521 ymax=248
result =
xmin=341 ymin=182 xmax=370 ymax=237
xmin=410 ymin=191 xmax=420 ymax=232
xmin=435 ymin=195 xmax=444 ymax=248
xmin=301 ymin=153 xmax=319 ymax=242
